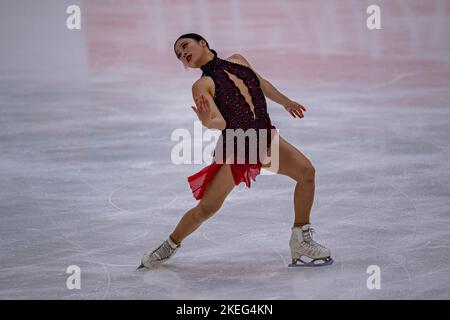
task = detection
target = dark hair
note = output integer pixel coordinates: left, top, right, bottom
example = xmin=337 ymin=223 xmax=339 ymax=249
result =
xmin=173 ymin=33 xmax=217 ymax=58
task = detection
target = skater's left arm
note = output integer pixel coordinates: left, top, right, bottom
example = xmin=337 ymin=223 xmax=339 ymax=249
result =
xmin=230 ymin=53 xmax=307 ymax=118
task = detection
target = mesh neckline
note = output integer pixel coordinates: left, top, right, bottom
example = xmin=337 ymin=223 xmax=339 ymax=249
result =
xmin=200 ymin=55 xmax=220 ymax=74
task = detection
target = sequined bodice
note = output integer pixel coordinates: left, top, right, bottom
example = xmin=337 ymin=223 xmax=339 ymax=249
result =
xmin=200 ymin=55 xmax=274 ymax=131
xmin=200 ymin=55 xmax=277 ymax=164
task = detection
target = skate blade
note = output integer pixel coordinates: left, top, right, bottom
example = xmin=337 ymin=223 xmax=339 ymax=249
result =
xmin=136 ymin=263 xmax=145 ymax=271
xmin=288 ymin=257 xmax=334 ymax=267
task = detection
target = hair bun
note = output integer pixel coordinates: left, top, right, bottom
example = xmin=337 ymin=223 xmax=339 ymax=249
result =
xmin=210 ymin=49 xmax=218 ymax=57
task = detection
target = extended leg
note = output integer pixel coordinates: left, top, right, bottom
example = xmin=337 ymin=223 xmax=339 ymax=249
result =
xmin=170 ymin=163 xmax=236 ymax=244
xmin=138 ymin=164 xmax=236 ymax=269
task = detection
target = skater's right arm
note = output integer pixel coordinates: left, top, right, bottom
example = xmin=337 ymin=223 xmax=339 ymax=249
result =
xmin=191 ymin=78 xmax=226 ymax=130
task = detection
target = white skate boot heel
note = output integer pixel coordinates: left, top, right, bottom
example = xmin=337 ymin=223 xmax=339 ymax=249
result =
xmin=288 ymin=224 xmax=333 ymax=267
xmin=137 ymin=237 xmax=180 ymax=270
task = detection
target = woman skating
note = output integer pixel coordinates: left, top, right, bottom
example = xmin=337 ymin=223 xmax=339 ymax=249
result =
xmin=138 ymin=33 xmax=333 ymax=269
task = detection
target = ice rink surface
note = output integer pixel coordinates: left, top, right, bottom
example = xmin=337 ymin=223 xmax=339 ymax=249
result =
xmin=0 ymin=0 xmax=449 ymax=299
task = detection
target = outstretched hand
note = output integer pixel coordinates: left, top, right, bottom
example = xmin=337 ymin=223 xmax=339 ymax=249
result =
xmin=283 ymin=100 xmax=306 ymax=118
xmin=191 ymin=94 xmax=212 ymax=123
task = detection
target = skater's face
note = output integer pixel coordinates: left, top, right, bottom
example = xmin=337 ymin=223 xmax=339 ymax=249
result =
xmin=174 ymin=38 xmax=207 ymax=69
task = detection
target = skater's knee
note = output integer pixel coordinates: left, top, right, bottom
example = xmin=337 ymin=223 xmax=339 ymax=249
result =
xmin=195 ymin=201 xmax=220 ymax=222
xmin=299 ymin=165 xmax=315 ymax=183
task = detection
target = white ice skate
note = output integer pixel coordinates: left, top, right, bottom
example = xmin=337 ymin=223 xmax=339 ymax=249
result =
xmin=137 ymin=237 xmax=180 ymax=270
xmin=289 ymin=224 xmax=333 ymax=267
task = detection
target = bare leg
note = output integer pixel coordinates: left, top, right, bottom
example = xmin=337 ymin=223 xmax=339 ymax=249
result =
xmin=170 ymin=163 xmax=236 ymax=244
xmin=262 ymin=133 xmax=316 ymax=226
xmin=293 ymin=172 xmax=315 ymax=225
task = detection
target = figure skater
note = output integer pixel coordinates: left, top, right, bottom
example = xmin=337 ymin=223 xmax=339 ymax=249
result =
xmin=138 ymin=33 xmax=333 ymax=268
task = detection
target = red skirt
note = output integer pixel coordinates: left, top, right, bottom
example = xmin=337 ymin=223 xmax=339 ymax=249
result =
xmin=187 ymin=162 xmax=262 ymax=200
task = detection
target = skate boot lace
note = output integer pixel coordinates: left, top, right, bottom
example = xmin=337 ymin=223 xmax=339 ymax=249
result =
xmin=302 ymin=227 xmax=327 ymax=250
xmin=152 ymin=240 xmax=175 ymax=260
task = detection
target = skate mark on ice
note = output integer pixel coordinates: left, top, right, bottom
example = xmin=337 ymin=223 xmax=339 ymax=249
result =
xmin=364 ymin=72 xmax=424 ymax=91
xmin=344 ymin=233 xmax=412 ymax=296
xmin=309 ymin=145 xmax=421 ymax=241
xmin=25 ymin=179 xmax=113 ymax=299
xmin=201 ymin=231 xmax=221 ymax=246
xmin=126 ymin=231 xmax=150 ymax=243
xmin=108 ymin=180 xmax=179 ymax=215
xmin=276 ymin=251 xmax=287 ymax=266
